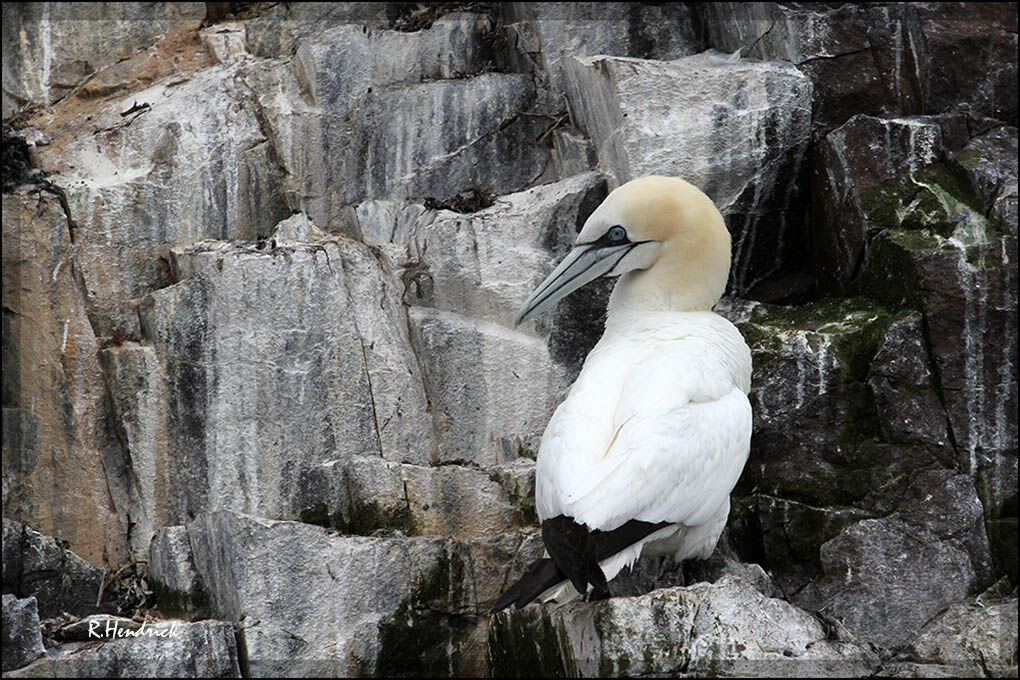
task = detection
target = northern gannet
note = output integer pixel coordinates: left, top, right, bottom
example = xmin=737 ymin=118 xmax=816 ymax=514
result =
xmin=493 ymin=176 xmax=752 ymax=610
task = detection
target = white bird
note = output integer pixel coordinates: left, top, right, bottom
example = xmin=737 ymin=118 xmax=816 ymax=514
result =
xmin=492 ymin=176 xmax=752 ymax=610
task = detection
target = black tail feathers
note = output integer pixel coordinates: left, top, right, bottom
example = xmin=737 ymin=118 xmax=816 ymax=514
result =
xmin=490 ymin=516 xmax=672 ymax=613
xmin=490 ymin=558 xmax=564 ymax=613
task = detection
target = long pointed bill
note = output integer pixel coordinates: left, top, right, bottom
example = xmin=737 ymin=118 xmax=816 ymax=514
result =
xmin=515 ymin=242 xmax=639 ymax=325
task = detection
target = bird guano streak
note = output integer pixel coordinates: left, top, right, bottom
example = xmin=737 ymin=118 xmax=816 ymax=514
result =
xmin=493 ymin=176 xmax=752 ymax=611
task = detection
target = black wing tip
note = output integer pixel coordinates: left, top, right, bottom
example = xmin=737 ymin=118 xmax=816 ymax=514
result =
xmin=490 ymin=557 xmax=564 ymax=614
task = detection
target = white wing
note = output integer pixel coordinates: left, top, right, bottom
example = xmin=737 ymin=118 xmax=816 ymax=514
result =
xmin=536 ymin=317 xmax=752 ymax=532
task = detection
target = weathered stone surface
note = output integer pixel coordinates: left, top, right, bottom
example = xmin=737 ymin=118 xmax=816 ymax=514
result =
xmin=2 ymin=192 xmax=127 ymax=565
xmin=503 ymin=2 xmax=698 ymax=98
xmin=150 ymin=510 xmax=544 ymax=677
xmin=738 ymin=299 xmax=909 ymax=511
xmin=408 ymin=172 xmax=607 ymax=325
xmin=867 ymin=312 xmax=952 ymax=449
xmin=490 ymin=575 xmax=880 ymax=677
xmin=703 ymin=2 xmax=928 ymax=130
xmin=914 ymin=2 xmax=1018 ymax=126
xmin=796 ymin=518 xmax=975 ymax=651
xmin=1 ymin=2 xmax=204 ymax=116
xmin=905 ymin=584 xmax=1018 ymax=677
xmin=98 ymin=343 xmax=163 ymax=560
xmin=7 ymin=618 xmax=241 ymax=678
xmin=147 ymin=526 xmax=207 ymax=620
xmin=136 ymin=225 xmax=437 ymax=526
xmin=2 ymin=518 xmax=113 ymax=619
xmin=49 ymin=63 xmax=291 ymax=338
xmin=2 ymin=594 xmax=46 ymax=672
xmin=295 ymin=454 xmax=536 ymax=539
xmin=951 ymin=126 xmax=1019 ymax=236
xmin=410 ymin=307 xmax=569 ymax=467
xmin=247 ymin=14 xmax=550 ymax=227
xmin=860 ymin=226 xmax=1018 ymax=580
xmin=244 ymin=2 xmax=400 ymax=58
xmin=811 ymin=115 xmax=944 ymax=293
xmin=4 ymin=3 xmax=1017 ymax=676
xmin=893 ymin=470 xmax=994 ymax=588
xmin=563 ymin=52 xmax=812 ymax=297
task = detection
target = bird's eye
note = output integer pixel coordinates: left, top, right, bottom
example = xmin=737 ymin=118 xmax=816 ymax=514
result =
xmin=607 ymin=226 xmax=627 ymax=243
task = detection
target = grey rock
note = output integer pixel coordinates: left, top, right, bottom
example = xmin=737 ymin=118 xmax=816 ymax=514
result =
xmin=137 ymin=229 xmax=436 ymax=525
xmin=351 ymin=199 xmax=425 ymax=247
xmin=199 ymin=21 xmax=248 ymax=66
xmin=1 ymin=2 xmax=204 ymax=116
xmin=335 ymin=73 xmax=550 ymax=205
xmin=253 ymin=15 xmax=550 ymax=225
xmin=410 ymin=307 xmax=569 ymax=467
xmin=563 ymin=52 xmax=812 ymax=296
xmin=551 ymin=129 xmax=597 ymax=179
xmin=327 ymin=235 xmax=436 ymax=466
xmin=148 ymin=526 xmax=207 ymax=620
xmin=703 ymin=2 xmax=928 ymax=130
xmin=489 ymin=575 xmax=879 ymax=677
xmin=294 ymin=454 xmax=536 ymax=538
xmin=796 ymin=518 xmax=975 ymax=651
xmin=44 ymin=63 xmax=291 ymax=337
xmin=906 ymin=586 xmax=1018 ymax=677
xmin=7 ymin=618 xmax=240 ymax=678
xmin=98 ymin=343 xmax=163 ymax=560
xmin=503 ymin=2 xmax=698 ymax=98
xmin=2 ymin=594 xmax=45 ymax=671
xmin=878 ymin=662 xmax=985 ymax=677
xmin=408 ymin=171 xmax=607 ymax=326
xmin=245 ymin=2 xmax=400 ymax=58
xmin=156 ymin=510 xmax=542 ymax=677
xmin=2 ymin=518 xmax=112 ymax=619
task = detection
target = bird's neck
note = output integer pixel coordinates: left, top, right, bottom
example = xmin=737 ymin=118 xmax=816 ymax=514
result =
xmin=607 ymin=238 xmax=730 ymax=316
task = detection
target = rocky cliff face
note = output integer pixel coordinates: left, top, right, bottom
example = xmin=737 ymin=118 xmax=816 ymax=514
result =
xmin=2 ymin=2 xmax=1016 ymax=677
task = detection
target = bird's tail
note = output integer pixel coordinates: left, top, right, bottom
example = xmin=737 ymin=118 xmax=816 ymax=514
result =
xmin=490 ymin=558 xmax=565 ymax=613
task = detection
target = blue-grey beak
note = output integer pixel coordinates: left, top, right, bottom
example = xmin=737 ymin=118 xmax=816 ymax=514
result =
xmin=515 ymin=241 xmax=642 ymax=326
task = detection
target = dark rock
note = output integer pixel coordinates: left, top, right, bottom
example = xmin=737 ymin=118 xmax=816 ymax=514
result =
xmin=796 ymin=518 xmax=975 ymax=652
xmin=914 ymin=2 xmax=1018 ymax=126
xmin=867 ymin=312 xmax=952 ymax=450
xmin=503 ymin=2 xmax=699 ymax=98
xmin=703 ymin=3 xmax=928 ymax=131
xmin=2 ymin=594 xmax=45 ymax=671
xmin=2 ymin=518 xmax=114 ymax=619
xmin=950 ymin=125 xmax=1019 ymax=236
xmin=860 ymin=227 xmax=1018 ymax=580
xmin=737 ymin=298 xmax=912 ymax=510
xmin=423 ymin=186 xmax=496 ymax=214
xmin=811 ymin=115 xmax=944 ymax=294
xmin=893 ymin=470 xmax=994 ymax=588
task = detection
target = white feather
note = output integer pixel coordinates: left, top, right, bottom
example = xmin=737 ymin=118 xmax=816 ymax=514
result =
xmin=534 ymin=309 xmax=752 ymax=599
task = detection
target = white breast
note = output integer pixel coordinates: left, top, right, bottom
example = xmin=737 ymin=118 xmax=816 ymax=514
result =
xmin=535 ymin=310 xmax=752 ymax=535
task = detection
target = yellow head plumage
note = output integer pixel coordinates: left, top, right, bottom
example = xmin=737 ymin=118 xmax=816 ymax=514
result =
xmin=516 ymin=176 xmax=731 ymax=324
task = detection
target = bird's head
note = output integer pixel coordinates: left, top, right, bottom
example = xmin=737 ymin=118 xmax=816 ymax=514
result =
xmin=515 ymin=176 xmax=731 ymax=325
